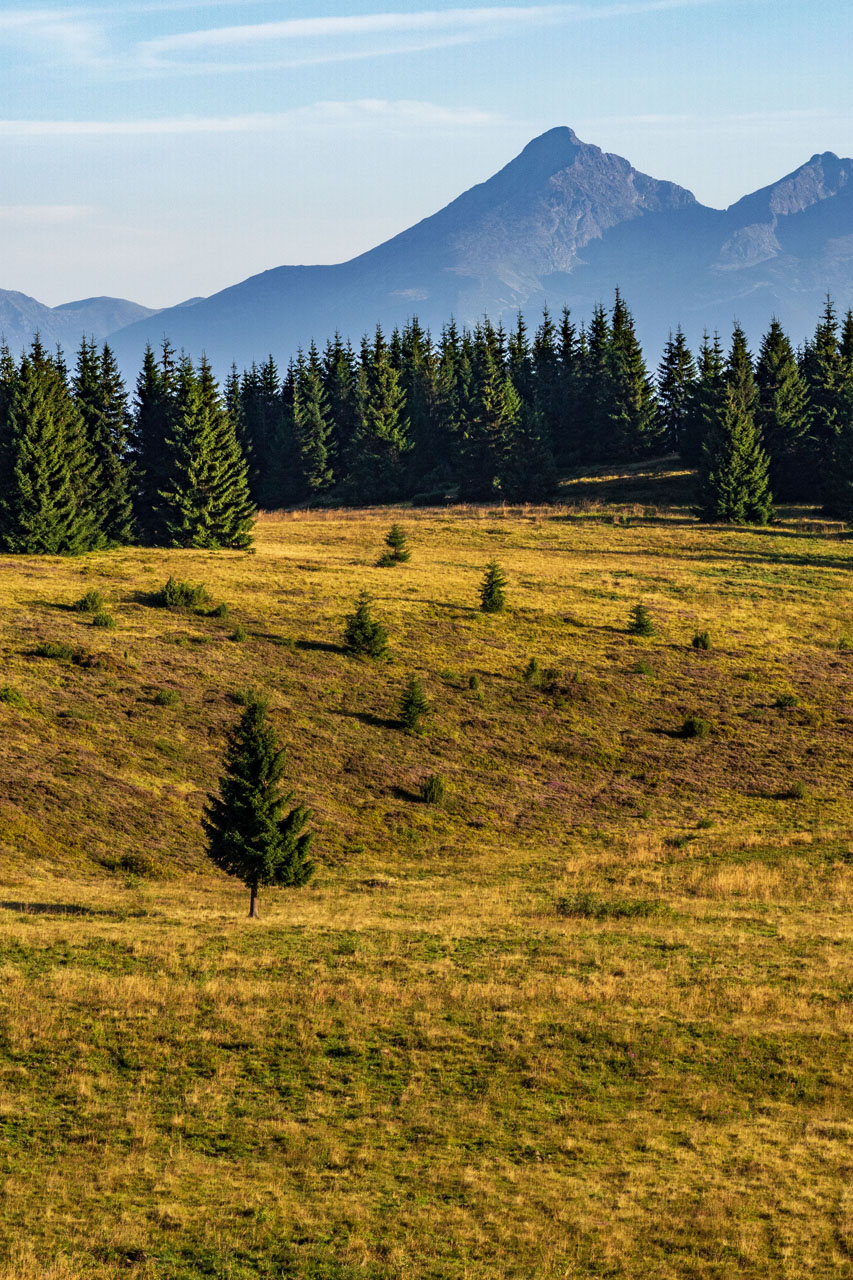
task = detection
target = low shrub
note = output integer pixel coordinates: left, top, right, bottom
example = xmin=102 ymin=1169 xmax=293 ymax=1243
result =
xmin=73 ymin=589 xmax=105 ymax=614
xmin=154 ymin=577 xmax=210 ymax=609
xmin=774 ymin=693 xmax=799 ymax=709
xmin=231 ymin=624 xmax=247 ymax=643
xmin=0 ymin=686 xmax=27 ymax=708
xmin=681 ymin=714 xmax=711 ymax=739
xmin=786 ymin=780 xmax=810 ymax=800
xmin=468 ymin=674 xmax=480 ymax=691
xmin=633 ymin=660 xmax=654 ymax=676
xmin=208 ymin=602 xmax=230 ymax=619
xmin=556 ymin=892 xmax=667 ymax=920
xmin=420 ymin=774 xmax=446 ymax=805
xmin=523 ymin=657 xmax=541 ymax=685
xmin=692 ymin=630 xmax=711 ymax=650
xmin=92 ymin=612 xmax=116 ymax=629
xmin=153 ymin=689 xmax=180 ymax=707
xmin=34 ymin=641 xmax=74 ymax=661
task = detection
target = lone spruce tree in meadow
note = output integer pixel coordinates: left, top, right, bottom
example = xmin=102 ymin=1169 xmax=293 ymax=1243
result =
xmin=479 ymin=560 xmax=507 ymax=613
xmin=204 ymin=694 xmax=314 ymax=918
xmin=378 ymin=523 xmax=410 ymax=566
xmin=343 ymin=590 xmax=389 ymax=658
xmin=399 ymin=675 xmax=430 ymax=734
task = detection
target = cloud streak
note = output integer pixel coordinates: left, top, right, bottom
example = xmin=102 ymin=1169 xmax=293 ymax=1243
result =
xmin=0 ymin=100 xmax=498 ymax=139
xmin=139 ymin=2 xmax=722 ymax=70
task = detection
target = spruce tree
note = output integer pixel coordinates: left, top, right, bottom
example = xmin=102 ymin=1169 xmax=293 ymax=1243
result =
xmin=460 ymin=335 xmax=514 ymax=500
xmin=657 ymin=328 xmax=696 ymax=454
xmin=553 ymin=307 xmax=581 ymax=465
xmin=801 ymin=298 xmax=853 ymax=517
xmin=399 ymin=675 xmax=430 ymax=734
xmin=1 ymin=343 xmax=103 ymax=554
xmin=131 ymin=342 xmax=176 ymax=544
xmin=683 ymin=333 xmax=726 ymax=466
xmin=204 ymin=694 xmax=314 ymax=918
xmin=342 ymin=590 xmax=389 ymax=658
xmin=499 ymin=397 xmax=556 ymax=503
xmin=348 ymin=328 xmax=411 ymax=503
xmin=607 ymin=290 xmax=662 ymax=459
xmin=378 ymin=523 xmax=411 ymax=565
xmin=694 ymin=387 xmax=773 ymax=524
xmin=755 ymin=319 xmax=811 ymax=500
xmin=577 ymin=304 xmax=612 ymax=461
xmin=159 ymin=357 xmax=255 ymax=549
xmin=292 ymin=344 xmax=333 ymax=497
xmin=240 ymin=356 xmax=291 ymax=509
xmin=479 ymin=560 xmax=507 ymax=613
xmin=73 ymin=339 xmax=135 ymax=545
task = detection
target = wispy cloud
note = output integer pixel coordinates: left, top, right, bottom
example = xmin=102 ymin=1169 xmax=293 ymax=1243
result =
xmin=0 ymin=1 xmax=723 ymax=76
xmin=138 ymin=2 xmax=721 ymax=72
xmin=0 ymin=203 xmax=93 ymax=223
xmin=0 ymin=100 xmax=498 ymax=139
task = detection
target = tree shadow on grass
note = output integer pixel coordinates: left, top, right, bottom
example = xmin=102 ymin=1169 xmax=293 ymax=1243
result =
xmin=334 ymin=709 xmax=400 ymax=730
xmin=0 ymin=901 xmax=119 ymax=917
xmin=391 ymin=785 xmax=423 ymax=803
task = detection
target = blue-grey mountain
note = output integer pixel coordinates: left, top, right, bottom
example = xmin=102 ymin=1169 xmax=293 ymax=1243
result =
xmin=13 ymin=128 xmax=853 ymax=370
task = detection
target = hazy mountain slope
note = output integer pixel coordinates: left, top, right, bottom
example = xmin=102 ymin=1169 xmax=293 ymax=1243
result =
xmin=81 ymin=132 xmax=853 ymax=372
xmin=0 ymin=291 xmax=159 ymax=357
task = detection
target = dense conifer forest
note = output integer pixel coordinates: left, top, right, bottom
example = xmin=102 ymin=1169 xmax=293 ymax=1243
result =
xmin=0 ymin=293 xmax=851 ymax=553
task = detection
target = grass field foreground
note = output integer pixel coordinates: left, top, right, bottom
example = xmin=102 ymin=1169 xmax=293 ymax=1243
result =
xmin=0 ymin=489 xmax=852 ymax=1277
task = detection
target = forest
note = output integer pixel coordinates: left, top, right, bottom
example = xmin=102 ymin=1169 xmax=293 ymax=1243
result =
xmin=0 ymin=292 xmax=851 ymax=555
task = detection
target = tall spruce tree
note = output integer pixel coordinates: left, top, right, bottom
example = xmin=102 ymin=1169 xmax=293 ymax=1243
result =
xmin=755 ymin=319 xmax=812 ymax=500
xmin=607 ymin=291 xmax=662 ymax=459
xmin=577 ymin=304 xmax=612 ymax=461
xmin=683 ymin=332 xmax=726 ymax=466
xmin=204 ymin=694 xmax=314 ymax=918
xmin=694 ymin=386 xmax=773 ymax=524
xmin=292 ymin=344 xmax=334 ymax=497
xmin=657 ymin=328 xmax=696 ymax=454
xmin=73 ymin=339 xmax=135 ymax=545
xmin=347 ymin=328 xmax=411 ymax=503
xmin=131 ymin=341 xmax=176 ymax=544
xmin=1 ymin=342 xmax=103 ymax=553
xmin=159 ymin=357 xmax=255 ymax=548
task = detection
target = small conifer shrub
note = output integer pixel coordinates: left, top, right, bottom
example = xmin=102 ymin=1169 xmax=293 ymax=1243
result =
xmin=774 ymin=693 xmax=799 ymax=709
xmin=399 ymin=675 xmax=430 ymax=734
xmin=681 ymin=714 xmax=711 ymax=739
xmin=92 ymin=612 xmax=116 ymax=629
xmin=523 ymin=657 xmax=541 ymax=685
xmin=154 ymin=577 xmax=210 ymax=609
xmin=204 ymin=693 xmax=314 ymax=916
xmin=633 ymin=660 xmax=654 ymax=676
xmin=378 ymin=523 xmax=411 ymax=567
xmin=787 ymin=780 xmax=810 ymax=800
xmin=73 ymin=590 xmax=105 ymax=614
xmin=343 ymin=591 xmax=388 ymax=659
xmin=628 ymin=603 xmax=655 ymax=636
xmin=231 ymin=624 xmax=247 ymax=643
xmin=0 ymin=686 xmax=27 ymax=708
xmin=153 ymin=689 xmax=180 ymax=707
xmin=479 ymin=561 xmax=507 ymax=613
xmin=692 ymin=631 xmax=711 ymax=650
xmin=420 ymin=773 xmax=446 ymax=805
xmin=468 ymin=674 xmax=480 ymax=691
xmin=34 ymin=641 xmax=74 ymax=661
xmin=209 ymin=602 xmax=230 ymax=619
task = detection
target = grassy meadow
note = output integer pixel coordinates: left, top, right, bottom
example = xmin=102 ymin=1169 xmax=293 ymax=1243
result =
xmin=0 ymin=464 xmax=852 ymax=1278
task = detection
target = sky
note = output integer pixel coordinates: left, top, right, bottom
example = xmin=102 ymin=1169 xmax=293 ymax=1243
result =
xmin=0 ymin=0 xmax=850 ymax=308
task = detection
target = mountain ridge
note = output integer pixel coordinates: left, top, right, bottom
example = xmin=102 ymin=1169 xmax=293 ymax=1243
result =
xmin=7 ymin=128 xmax=853 ymax=371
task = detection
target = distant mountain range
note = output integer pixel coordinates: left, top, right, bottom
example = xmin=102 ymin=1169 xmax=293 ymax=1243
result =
xmin=0 ymin=292 xmax=159 ymax=356
xmin=5 ymin=128 xmax=853 ymax=373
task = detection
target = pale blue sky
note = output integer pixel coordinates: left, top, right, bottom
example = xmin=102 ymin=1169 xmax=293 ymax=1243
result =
xmin=1 ymin=0 xmax=850 ymax=307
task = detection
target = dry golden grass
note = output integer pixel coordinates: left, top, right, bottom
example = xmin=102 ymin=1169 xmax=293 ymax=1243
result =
xmin=0 ymin=488 xmax=852 ymax=1277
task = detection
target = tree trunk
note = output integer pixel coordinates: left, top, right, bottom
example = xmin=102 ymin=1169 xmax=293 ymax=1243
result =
xmin=249 ymin=884 xmax=259 ymax=918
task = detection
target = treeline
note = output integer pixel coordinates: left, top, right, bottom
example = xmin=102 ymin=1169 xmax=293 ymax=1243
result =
xmin=0 ymin=293 xmax=852 ymax=553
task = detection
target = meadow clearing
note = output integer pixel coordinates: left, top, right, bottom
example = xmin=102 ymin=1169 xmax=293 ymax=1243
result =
xmin=0 ymin=463 xmax=851 ymax=1279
